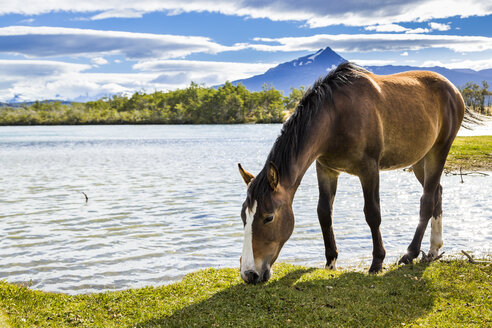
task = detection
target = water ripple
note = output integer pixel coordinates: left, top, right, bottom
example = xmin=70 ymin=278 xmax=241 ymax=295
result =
xmin=0 ymin=125 xmax=490 ymax=294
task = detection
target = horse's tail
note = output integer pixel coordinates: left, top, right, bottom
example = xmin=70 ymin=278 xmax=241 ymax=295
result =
xmin=461 ymin=106 xmax=485 ymax=130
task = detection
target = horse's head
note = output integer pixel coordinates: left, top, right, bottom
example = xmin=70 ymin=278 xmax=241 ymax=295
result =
xmin=238 ymin=162 xmax=294 ymax=284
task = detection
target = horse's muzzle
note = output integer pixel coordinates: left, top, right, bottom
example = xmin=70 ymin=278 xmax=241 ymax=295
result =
xmin=242 ymin=270 xmax=260 ymax=284
xmin=241 ymin=267 xmax=271 ymax=284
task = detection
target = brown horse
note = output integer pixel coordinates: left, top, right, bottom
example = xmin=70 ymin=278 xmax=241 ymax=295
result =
xmin=238 ymin=62 xmax=465 ymax=284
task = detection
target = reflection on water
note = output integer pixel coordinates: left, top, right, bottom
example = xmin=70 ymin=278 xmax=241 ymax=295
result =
xmin=0 ymin=125 xmax=490 ymax=294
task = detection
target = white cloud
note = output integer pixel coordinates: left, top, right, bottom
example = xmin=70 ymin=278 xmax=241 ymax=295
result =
xmin=420 ymin=60 xmax=446 ymax=67
xmin=0 ymin=58 xmax=276 ymax=102
xmin=152 ymin=72 xmax=189 ymax=84
xmin=406 ymin=28 xmax=430 ymax=34
xmin=250 ymin=33 xmax=492 ymax=53
xmin=420 ymin=58 xmax=492 ymax=70
xmin=0 ymin=26 xmax=243 ymax=59
xmin=134 ymin=59 xmax=275 ymax=84
xmin=349 ymin=59 xmax=396 ymax=66
xmin=0 ymin=59 xmax=112 ymax=101
xmin=134 ymin=59 xmax=272 ymax=74
xmin=0 ymin=1 xmax=491 ymax=27
xmin=0 ymin=59 xmax=90 ymax=78
xmin=428 ymin=22 xmax=451 ymax=31
xmin=401 ymin=51 xmax=409 ymax=56
xmin=0 ymin=72 xmax=156 ymax=102
xmin=365 ymin=23 xmax=448 ymax=35
xmin=19 ymin=18 xmax=35 ymax=24
xmin=365 ymin=24 xmax=409 ymax=33
xmin=91 ymin=57 xmax=108 ymax=65
xmin=365 ymin=21 xmax=451 ymax=35
xmin=91 ymin=9 xmax=145 ymax=20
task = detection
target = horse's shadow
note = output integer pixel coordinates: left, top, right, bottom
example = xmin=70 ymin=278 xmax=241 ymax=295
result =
xmin=138 ymin=264 xmax=433 ymax=327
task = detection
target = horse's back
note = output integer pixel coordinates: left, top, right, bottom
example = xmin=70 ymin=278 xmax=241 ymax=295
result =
xmin=329 ymin=70 xmax=465 ymax=171
xmin=375 ymin=71 xmax=464 ymax=169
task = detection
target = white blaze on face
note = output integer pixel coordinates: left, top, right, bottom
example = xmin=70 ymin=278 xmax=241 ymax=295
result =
xmin=241 ymin=200 xmax=257 ymax=277
xmin=429 ymin=214 xmax=443 ymax=258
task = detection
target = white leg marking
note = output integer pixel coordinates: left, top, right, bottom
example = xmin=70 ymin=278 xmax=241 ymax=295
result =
xmin=429 ymin=215 xmax=443 ymax=258
xmin=326 ymin=258 xmax=337 ymax=270
xmin=241 ymin=201 xmax=257 ymax=279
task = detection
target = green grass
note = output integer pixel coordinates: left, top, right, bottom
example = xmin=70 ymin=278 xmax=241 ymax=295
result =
xmin=1 ymin=261 xmax=490 ymax=327
xmin=446 ymin=136 xmax=492 ymax=171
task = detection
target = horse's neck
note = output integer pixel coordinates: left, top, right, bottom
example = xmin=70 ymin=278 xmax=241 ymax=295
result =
xmin=284 ymin=151 xmax=318 ymax=197
xmin=282 ymin=121 xmax=327 ymax=198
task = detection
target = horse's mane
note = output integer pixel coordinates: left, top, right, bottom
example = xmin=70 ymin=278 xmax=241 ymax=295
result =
xmin=248 ymin=62 xmax=369 ymax=204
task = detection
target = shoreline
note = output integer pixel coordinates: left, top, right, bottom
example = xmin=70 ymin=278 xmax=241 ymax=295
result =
xmin=1 ymin=260 xmax=490 ymax=327
xmin=445 ymin=135 xmax=492 ymax=171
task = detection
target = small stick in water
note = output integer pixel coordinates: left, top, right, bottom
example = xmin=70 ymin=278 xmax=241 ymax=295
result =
xmin=82 ymin=192 xmax=88 ymax=203
xmin=461 ymin=250 xmax=491 ymax=264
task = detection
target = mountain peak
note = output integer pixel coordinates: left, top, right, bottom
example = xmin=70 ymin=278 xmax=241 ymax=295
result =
xmin=232 ymin=47 xmax=347 ymax=92
xmin=290 ymin=46 xmax=345 ymax=67
xmin=315 ymin=46 xmax=345 ymax=63
xmin=231 ymin=46 xmax=492 ymax=94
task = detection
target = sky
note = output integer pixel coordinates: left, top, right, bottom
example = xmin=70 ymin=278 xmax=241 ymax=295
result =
xmin=0 ymin=0 xmax=492 ymax=102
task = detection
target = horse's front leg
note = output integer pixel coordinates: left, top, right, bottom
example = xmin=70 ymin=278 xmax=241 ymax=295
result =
xmin=359 ymin=162 xmax=386 ymax=273
xmin=316 ymin=161 xmax=339 ymax=270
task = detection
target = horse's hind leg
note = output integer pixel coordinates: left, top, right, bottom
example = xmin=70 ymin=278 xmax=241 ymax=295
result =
xmin=316 ymin=161 xmax=339 ymax=270
xmin=399 ymin=151 xmax=447 ymax=264
xmin=428 ymin=184 xmax=443 ymax=259
xmin=409 ymin=161 xmax=443 ymax=260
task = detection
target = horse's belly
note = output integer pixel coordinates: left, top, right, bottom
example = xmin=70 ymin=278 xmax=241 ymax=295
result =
xmin=377 ymin=101 xmax=441 ymax=170
xmin=379 ymin=136 xmax=436 ymax=170
xmin=379 ymin=157 xmax=419 ymax=170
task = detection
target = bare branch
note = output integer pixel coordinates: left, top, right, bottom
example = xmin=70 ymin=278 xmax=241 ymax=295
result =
xmin=461 ymin=250 xmax=475 ymax=263
xmin=420 ymin=250 xmax=445 ymax=263
xmin=461 ymin=250 xmax=492 ymax=264
xmin=444 ymin=170 xmax=489 ymax=177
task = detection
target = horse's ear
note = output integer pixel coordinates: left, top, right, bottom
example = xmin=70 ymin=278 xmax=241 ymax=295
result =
xmin=267 ymin=161 xmax=279 ymax=190
xmin=238 ymin=163 xmax=255 ymax=186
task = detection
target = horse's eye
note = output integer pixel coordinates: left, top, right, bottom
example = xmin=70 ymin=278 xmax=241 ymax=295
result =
xmin=263 ymin=215 xmax=274 ymax=224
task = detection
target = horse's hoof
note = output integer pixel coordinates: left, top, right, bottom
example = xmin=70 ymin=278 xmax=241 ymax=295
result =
xmin=427 ymin=249 xmax=438 ymax=259
xmin=398 ymin=254 xmax=414 ymax=265
xmin=368 ymin=260 xmax=383 ymax=273
xmin=420 ymin=250 xmax=433 ymax=263
xmin=325 ymin=259 xmax=337 ymax=271
xmin=422 ymin=250 xmax=444 ymax=263
xmin=368 ymin=265 xmax=382 ymax=274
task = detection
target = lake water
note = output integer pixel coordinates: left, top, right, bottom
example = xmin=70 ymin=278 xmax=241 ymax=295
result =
xmin=0 ymin=125 xmax=490 ymax=294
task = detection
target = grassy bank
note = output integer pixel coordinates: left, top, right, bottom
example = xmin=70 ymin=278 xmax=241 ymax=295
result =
xmin=1 ymin=260 xmax=490 ymax=327
xmin=446 ymin=136 xmax=492 ymax=171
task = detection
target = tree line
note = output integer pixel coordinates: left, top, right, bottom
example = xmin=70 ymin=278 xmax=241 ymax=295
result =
xmin=0 ymin=82 xmax=304 ymax=125
xmin=0 ymin=80 xmax=489 ymax=125
xmin=459 ymin=81 xmax=491 ymax=115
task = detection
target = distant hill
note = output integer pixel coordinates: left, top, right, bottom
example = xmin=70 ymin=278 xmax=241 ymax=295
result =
xmin=366 ymin=65 xmax=492 ymax=88
xmin=0 ymin=100 xmax=73 ymax=108
xmin=232 ymin=47 xmax=492 ymax=94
